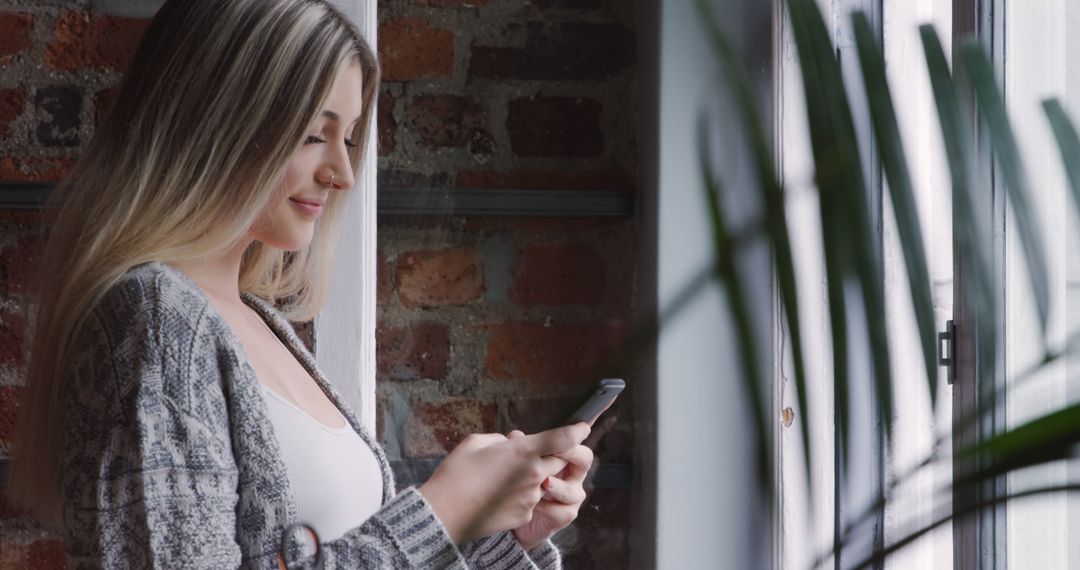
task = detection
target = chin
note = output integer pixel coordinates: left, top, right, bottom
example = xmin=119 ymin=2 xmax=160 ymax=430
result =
xmin=262 ymin=232 xmax=315 ymax=252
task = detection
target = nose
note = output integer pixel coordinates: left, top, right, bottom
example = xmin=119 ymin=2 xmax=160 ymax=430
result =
xmin=326 ymin=141 xmax=356 ymax=190
xmin=328 ymin=165 xmax=354 ymax=190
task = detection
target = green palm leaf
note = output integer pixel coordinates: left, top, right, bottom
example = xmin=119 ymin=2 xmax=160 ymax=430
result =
xmin=788 ymin=0 xmax=895 ymax=469
xmin=959 ymin=43 xmax=1050 ymax=336
xmin=1043 ymin=99 xmax=1080 ymax=232
xmin=852 ymin=13 xmax=939 ymax=409
xmin=919 ymin=25 xmax=999 ymax=408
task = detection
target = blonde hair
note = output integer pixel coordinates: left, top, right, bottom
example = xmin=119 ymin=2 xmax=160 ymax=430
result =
xmin=9 ymin=0 xmax=379 ymax=526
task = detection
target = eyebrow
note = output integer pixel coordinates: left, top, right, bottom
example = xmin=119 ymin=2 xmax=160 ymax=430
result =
xmin=322 ymin=110 xmax=361 ymax=124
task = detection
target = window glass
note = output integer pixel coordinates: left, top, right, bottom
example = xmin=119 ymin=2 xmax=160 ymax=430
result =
xmin=1004 ymin=1 xmax=1080 ymax=566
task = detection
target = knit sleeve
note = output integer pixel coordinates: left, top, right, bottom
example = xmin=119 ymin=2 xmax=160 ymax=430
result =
xmin=461 ymin=532 xmax=562 ymax=570
xmin=317 ymin=494 xmax=562 ymax=570
xmin=309 ymin=487 xmax=463 ymax=568
xmin=59 ymin=276 xmax=244 ymax=568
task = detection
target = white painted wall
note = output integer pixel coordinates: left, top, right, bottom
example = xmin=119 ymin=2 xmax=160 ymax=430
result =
xmin=656 ymin=0 xmax=772 ymax=568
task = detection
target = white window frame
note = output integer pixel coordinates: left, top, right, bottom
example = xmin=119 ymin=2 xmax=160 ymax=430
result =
xmin=314 ymin=0 xmax=378 ymax=433
xmin=776 ymin=0 xmax=956 ymax=568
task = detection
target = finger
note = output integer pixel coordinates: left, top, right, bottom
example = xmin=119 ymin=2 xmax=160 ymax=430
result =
xmin=524 ymin=423 xmax=590 ymax=456
xmin=552 ymin=444 xmax=593 ymax=471
xmin=552 ymin=460 xmax=588 ymax=485
xmin=532 ymin=498 xmax=582 ymax=531
xmin=541 ymin=475 xmax=587 ymax=506
xmin=538 ymin=455 xmax=569 ymax=478
xmin=458 ymin=432 xmax=508 ymax=450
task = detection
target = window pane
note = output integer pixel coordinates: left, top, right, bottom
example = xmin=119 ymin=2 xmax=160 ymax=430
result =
xmin=1004 ymin=1 xmax=1080 ymax=567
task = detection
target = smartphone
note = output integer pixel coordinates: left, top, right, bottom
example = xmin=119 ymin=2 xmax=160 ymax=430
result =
xmin=560 ymin=378 xmax=625 ymax=427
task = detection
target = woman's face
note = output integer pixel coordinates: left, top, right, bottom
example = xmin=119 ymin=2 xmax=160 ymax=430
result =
xmin=249 ymin=62 xmax=364 ymax=251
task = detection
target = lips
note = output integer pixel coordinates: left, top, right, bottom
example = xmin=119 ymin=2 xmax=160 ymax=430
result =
xmin=289 ymin=197 xmax=325 ymax=217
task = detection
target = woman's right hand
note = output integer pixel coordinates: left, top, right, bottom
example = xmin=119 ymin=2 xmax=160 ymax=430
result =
xmin=417 ymin=423 xmax=591 ymax=544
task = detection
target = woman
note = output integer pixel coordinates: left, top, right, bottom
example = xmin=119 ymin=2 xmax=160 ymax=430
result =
xmin=8 ymin=0 xmax=593 ymax=567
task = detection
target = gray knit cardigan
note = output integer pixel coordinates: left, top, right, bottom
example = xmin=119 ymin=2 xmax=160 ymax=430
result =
xmin=59 ymin=261 xmax=561 ymax=569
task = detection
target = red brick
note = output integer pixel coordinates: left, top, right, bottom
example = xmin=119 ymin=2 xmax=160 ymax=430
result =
xmin=0 ymin=540 xmax=25 ymax=568
xmin=404 ymin=399 xmax=497 ymax=458
xmin=469 ymin=23 xmax=634 ymax=81
xmin=460 ymin=216 xmax=624 ymax=234
xmin=530 ymin=0 xmax=610 ymax=8
xmin=378 ymin=18 xmax=454 ymax=81
xmin=0 ymin=89 xmax=24 ymax=140
xmin=0 ymin=234 xmax=46 ymax=296
xmin=512 ymin=243 xmax=605 ymax=306
xmin=375 ymin=395 xmax=387 ymax=445
xmin=0 ymin=386 xmax=22 ymax=450
xmin=376 ymin=322 xmax=450 ymax=381
xmin=45 ymin=12 xmax=149 ymax=72
xmin=418 ymin=0 xmax=490 ymax=6
xmin=397 ymin=248 xmax=483 ymax=307
xmin=376 ymin=249 xmax=392 ymax=304
xmin=378 ymin=90 xmax=396 ymax=157
xmin=484 ymin=321 xmax=625 ymax=385
xmin=0 ymin=309 xmax=26 ymax=367
xmin=0 ymin=156 xmax=76 ymax=182
xmin=25 ymin=539 xmax=66 ymax=570
xmin=456 ymin=168 xmax=632 ymax=191
xmin=0 ymin=12 xmax=33 ymax=65
xmin=0 ymin=538 xmax=69 ymax=570
xmin=600 ymin=230 xmax=636 ymax=312
xmin=507 ymin=96 xmax=604 ymax=158
xmin=506 ymin=396 xmax=577 ymax=434
xmin=405 ymin=95 xmax=488 ymax=149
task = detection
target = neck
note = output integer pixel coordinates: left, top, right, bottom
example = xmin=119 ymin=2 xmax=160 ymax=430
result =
xmin=169 ymin=238 xmax=253 ymax=307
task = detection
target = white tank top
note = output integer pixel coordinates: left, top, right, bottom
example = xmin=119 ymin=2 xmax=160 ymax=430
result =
xmin=259 ymin=383 xmax=384 ymax=542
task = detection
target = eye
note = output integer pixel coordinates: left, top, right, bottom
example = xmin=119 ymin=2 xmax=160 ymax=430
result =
xmin=305 ymin=135 xmax=325 ymax=144
xmin=344 ymin=139 xmax=358 ymax=148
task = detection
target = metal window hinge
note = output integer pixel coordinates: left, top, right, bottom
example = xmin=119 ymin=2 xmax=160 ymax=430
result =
xmin=939 ymin=319 xmax=955 ymax=385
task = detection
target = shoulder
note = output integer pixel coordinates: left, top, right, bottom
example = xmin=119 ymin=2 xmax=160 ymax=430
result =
xmin=93 ymin=261 xmax=211 ymax=326
xmin=66 ymin=262 xmax=239 ymax=432
xmin=74 ymin=262 xmax=228 ymax=395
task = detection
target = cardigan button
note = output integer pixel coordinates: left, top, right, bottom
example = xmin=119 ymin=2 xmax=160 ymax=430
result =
xmin=279 ymin=523 xmax=322 ymax=569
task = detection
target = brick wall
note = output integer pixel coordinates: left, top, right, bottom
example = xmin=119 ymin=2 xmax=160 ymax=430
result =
xmin=375 ymin=1 xmax=638 ymax=567
xmin=0 ymin=2 xmax=150 ymax=566
xmin=0 ymin=1 xmax=641 ymax=568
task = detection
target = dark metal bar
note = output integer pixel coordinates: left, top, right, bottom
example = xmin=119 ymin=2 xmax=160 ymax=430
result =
xmin=0 ymin=182 xmax=52 ymax=210
xmin=0 ymin=183 xmax=636 ymax=218
xmin=0 ymin=457 xmax=634 ymax=490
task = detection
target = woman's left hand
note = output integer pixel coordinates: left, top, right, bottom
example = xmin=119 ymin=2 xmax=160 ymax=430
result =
xmin=507 ymin=427 xmax=594 ymax=551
